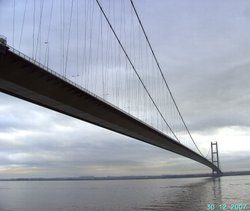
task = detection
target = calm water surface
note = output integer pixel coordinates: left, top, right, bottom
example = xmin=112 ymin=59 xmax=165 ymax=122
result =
xmin=0 ymin=176 xmax=249 ymax=211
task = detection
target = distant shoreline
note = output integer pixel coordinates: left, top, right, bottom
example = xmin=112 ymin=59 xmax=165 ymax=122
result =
xmin=1 ymin=171 xmax=250 ymax=181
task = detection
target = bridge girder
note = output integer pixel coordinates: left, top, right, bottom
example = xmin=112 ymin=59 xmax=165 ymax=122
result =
xmin=0 ymin=45 xmax=222 ymax=174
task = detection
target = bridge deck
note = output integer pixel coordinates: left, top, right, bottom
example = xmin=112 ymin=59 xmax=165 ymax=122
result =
xmin=0 ymin=45 xmax=221 ymax=173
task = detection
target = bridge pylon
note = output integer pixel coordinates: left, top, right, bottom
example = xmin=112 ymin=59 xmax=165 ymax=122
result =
xmin=211 ymin=141 xmax=222 ymax=176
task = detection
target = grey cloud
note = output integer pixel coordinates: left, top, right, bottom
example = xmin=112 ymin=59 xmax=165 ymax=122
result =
xmin=1 ymin=0 xmax=250 ymax=177
xmin=220 ymin=154 xmax=250 ymax=171
xmin=172 ymin=62 xmax=250 ymax=132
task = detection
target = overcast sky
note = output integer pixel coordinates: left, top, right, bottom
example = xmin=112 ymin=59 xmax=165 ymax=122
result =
xmin=0 ymin=0 xmax=250 ymax=178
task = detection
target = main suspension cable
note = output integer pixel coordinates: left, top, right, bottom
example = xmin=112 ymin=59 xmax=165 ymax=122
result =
xmin=95 ymin=0 xmax=180 ymax=142
xmin=130 ymin=0 xmax=203 ymax=156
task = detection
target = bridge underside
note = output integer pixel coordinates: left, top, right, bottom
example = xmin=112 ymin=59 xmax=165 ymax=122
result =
xmin=0 ymin=47 xmax=221 ymax=173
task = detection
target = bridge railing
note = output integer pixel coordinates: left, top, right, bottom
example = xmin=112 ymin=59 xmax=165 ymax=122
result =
xmin=5 ymin=44 xmax=179 ymax=145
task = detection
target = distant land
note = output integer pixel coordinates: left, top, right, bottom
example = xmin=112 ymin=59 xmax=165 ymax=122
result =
xmin=1 ymin=171 xmax=250 ymax=181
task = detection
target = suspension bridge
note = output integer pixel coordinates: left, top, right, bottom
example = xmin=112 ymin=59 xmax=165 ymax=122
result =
xmin=0 ymin=0 xmax=221 ymax=175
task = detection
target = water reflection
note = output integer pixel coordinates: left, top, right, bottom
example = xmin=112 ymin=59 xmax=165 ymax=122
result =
xmin=143 ymin=177 xmax=222 ymax=211
xmin=0 ymin=176 xmax=249 ymax=210
xmin=212 ymin=177 xmax=222 ymax=206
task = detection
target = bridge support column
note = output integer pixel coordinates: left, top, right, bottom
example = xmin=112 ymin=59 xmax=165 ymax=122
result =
xmin=211 ymin=142 xmax=221 ymax=176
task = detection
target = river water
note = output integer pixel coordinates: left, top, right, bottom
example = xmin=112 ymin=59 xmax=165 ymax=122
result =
xmin=0 ymin=176 xmax=249 ymax=211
